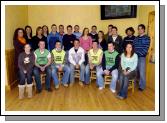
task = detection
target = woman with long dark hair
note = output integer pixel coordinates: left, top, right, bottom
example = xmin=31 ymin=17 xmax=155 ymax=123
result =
xmin=97 ymin=30 xmax=107 ymax=51
xmin=32 ymin=26 xmax=48 ymax=50
xmin=79 ymin=27 xmax=92 ymax=52
xmin=42 ymin=25 xmax=49 ymax=38
xmin=25 ymin=25 xmax=33 ymax=46
xmin=13 ymin=28 xmax=26 ymax=73
xmin=117 ymin=43 xmax=138 ymax=99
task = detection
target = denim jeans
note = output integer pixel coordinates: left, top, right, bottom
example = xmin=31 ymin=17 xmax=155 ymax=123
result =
xmin=19 ymin=69 xmax=33 ymax=85
xmin=33 ymin=66 xmax=52 ymax=91
xmin=138 ymin=57 xmax=146 ymax=90
xmin=84 ymin=53 xmax=88 ymax=65
xmin=85 ymin=64 xmax=101 ymax=84
xmin=96 ymin=66 xmax=118 ymax=90
xmin=51 ymin=64 xmax=70 ymax=86
xmin=118 ymin=70 xmax=136 ymax=98
xmin=69 ymin=63 xmax=85 ymax=83
xmin=65 ymin=51 xmax=69 ymax=64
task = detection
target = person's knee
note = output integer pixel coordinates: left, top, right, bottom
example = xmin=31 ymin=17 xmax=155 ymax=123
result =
xmin=33 ymin=68 xmax=39 ymax=75
xmin=97 ymin=71 xmax=102 ymax=77
xmin=70 ymin=64 xmax=75 ymax=70
xmin=112 ymin=70 xmax=118 ymax=79
xmin=45 ymin=68 xmax=51 ymax=77
xmin=51 ymin=67 xmax=57 ymax=74
xmin=112 ymin=73 xmax=118 ymax=80
xmin=80 ymin=64 xmax=85 ymax=70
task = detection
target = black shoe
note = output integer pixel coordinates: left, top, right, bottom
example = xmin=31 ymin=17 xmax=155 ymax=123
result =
xmin=36 ymin=89 xmax=42 ymax=93
xmin=47 ymin=88 xmax=52 ymax=92
xmin=138 ymin=88 xmax=144 ymax=91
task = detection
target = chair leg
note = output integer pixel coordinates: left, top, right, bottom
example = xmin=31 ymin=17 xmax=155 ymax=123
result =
xmin=58 ymin=72 xmax=60 ymax=81
xmin=104 ymin=77 xmax=106 ymax=88
xmin=132 ymin=80 xmax=134 ymax=93
xmin=90 ymin=72 xmax=92 ymax=83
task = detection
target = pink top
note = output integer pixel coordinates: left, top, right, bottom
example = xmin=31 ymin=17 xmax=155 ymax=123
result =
xmin=79 ymin=36 xmax=92 ymax=52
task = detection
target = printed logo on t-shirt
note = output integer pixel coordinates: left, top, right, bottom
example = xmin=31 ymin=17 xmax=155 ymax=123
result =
xmin=24 ymin=57 xmax=30 ymax=64
xmin=92 ymin=56 xmax=98 ymax=62
xmin=55 ymin=56 xmax=62 ymax=61
xmin=106 ymin=57 xmax=114 ymax=63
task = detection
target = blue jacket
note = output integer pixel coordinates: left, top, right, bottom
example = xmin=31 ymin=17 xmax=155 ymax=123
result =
xmin=47 ymin=32 xmax=59 ymax=51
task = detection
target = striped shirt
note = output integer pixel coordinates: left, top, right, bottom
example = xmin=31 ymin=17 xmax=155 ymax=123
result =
xmin=133 ymin=35 xmax=150 ymax=57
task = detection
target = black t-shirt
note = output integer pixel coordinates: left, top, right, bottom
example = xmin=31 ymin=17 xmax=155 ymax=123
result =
xmin=62 ymin=34 xmax=76 ymax=51
xmin=32 ymin=35 xmax=48 ymax=50
xmin=89 ymin=33 xmax=98 ymax=41
xmin=123 ymin=35 xmax=136 ymax=50
xmin=99 ymin=39 xmax=107 ymax=51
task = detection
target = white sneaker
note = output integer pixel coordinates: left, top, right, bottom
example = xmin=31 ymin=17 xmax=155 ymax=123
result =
xmin=79 ymin=81 xmax=84 ymax=86
xmin=55 ymin=85 xmax=59 ymax=89
xmin=110 ymin=88 xmax=116 ymax=93
xmin=98 ymin=87 xmax=103 ymax=90
xmin=63 ymin=84 xmax=68 ymax=87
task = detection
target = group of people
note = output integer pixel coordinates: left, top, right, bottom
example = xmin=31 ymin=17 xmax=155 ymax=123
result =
xmin=13 ymin=24 xmax=150 ymax=100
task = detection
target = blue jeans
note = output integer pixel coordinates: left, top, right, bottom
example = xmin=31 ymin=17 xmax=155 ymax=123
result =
xmin=96 ymin=66 xmax=118 ymax=90
xmin=85 ymin=64 xmax=101 ymax=84
xmin=33 ymin=66 xmax=52 ymax=91
xmin=138 ymin=57 xmax=146 ymax=90
xmin=118 ymin=70 xmax=136 ymax=98
xmin=65 ymin=51 xmax=69 ymax=64
xmin=19 ymin=69 xmax=33 ymax=85
xmin=69 ymin=63 xmax=85 ymax=83
xmin=51 ymin=64 xmax=70 ymax=86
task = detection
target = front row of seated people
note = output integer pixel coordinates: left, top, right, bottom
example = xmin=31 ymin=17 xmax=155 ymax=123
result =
xmin=18 ymin=39 xmax=138 ymax=100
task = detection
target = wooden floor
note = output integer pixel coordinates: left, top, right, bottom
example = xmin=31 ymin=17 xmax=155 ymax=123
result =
xmin=5 ymin=79 xmax=155 ymax=111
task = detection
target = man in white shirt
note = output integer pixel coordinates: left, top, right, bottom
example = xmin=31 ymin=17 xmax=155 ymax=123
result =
xmin=68 ymin=39 xmax=85 ymax=86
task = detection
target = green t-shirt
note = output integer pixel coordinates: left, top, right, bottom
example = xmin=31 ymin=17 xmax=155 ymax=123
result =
xmin=35 ymin=49 xmax=50 ymax=65
xmin=104 ymin=50 xmax=119 ymax=66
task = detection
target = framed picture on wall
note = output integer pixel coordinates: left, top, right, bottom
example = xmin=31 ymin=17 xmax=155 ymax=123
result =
xmin=101 ymin=5 xmax=137 ymax=20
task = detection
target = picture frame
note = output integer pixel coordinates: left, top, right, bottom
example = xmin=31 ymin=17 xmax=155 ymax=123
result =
xmin=100 ymin=5 xmax=137 ymax=20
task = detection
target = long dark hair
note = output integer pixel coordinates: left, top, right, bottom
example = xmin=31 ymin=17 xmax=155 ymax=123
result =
xmin=124 ymin=43 xmax=135 ymax=57
xmin=81 ymin=28 xmax=89 ymax=37
xmin=98 ymin=30 xmax=105 ymax=39
xmin=25 ymin=25 xmax=32 ymax=38
xmin=42 ymin=25 xmax=49 ymax=35
xmin=36 ymin=26 xmax=42 ymax=36
xmin=13 ymin=28 xmax=26 ymax=41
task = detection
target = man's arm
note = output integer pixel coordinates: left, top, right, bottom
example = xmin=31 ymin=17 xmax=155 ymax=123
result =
xmin=102 ymin=53 xmax=106 ymax=71
xmin=78 ymin=49 xmax=85 ymax=65
xmin=98 ymin=51 xmax=103 ymax=65
xmin=43 ymin=53 xmax=51 ymax=68
xmin=68 ymin=50 xmax=76 ymax=66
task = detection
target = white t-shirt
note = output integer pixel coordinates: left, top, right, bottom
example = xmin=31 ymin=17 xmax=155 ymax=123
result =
xmin=112 ymin=36 xmax=117 ymax=42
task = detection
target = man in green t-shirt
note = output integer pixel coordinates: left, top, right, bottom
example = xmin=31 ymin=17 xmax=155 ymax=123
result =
xmin=51 ymin=41 xmax=70 ymax=89
xmin=85 ymin=41 xmax=103 ymax=84
xmin=97 ymin=42 xmax=120 ymax=92
xmin=33 ymin=40 xmax=52 ymax=93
